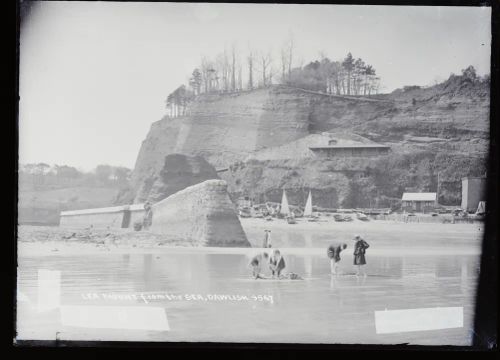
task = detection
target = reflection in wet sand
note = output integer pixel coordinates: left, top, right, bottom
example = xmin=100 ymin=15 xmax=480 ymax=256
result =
xmin=17 ymin=251 xmax=479 ymax=345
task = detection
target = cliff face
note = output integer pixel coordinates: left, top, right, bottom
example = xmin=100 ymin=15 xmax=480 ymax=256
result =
xmin=220 ymin=158 xmax=354 ymax=208
xmin=135 ymin=153 xmax=219 ymax=203
xmin=357 ymin=76 xmax=490 ymax=155
xmin=133 ymin=76 xmax=489 ymax=208
xmin=131 ymin=86 xmax=394 ymax=189
xmin=150 ymin=180 xmax=250 ymax=247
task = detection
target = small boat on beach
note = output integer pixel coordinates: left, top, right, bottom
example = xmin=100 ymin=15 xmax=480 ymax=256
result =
xmin=356 ymin=212 xmax=369 ymax=221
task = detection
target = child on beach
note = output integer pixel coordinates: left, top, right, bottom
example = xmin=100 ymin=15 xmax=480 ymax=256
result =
xmin=249 ymin=252 xmax=270 ymax=279
xmin=327 ymin=243 xmax=347 ymax=275
xmin=262 ymin=230 xmax=272 ymax=248
xmin=352 ymin=235 xmax=370 ymax=276
xmin=269 ymin=249 xmax=286 ymax=278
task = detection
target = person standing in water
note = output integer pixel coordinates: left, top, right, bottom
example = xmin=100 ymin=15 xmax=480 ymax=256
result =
xmin=353 ymin=235 xmax=370 ymax=276
xmin=262 ymin=230 xmax=272 ymax=248
xmin=327 ymin=243 xmax=347 ymax=275
xmin=249 ymin=252 xmax=270 ymax=279
xmin=269 ymin=249 xmax=286 ymax=278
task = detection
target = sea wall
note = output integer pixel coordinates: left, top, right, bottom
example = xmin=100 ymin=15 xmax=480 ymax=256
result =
xmin=150 ymin=179 xmax=250 ymax=247
xmin=60 ymin=204 xmax=145 ymax=229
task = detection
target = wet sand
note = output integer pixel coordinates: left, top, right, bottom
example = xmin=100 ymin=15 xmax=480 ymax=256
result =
xmin=16 ymin=220 xmax=483 ymax=345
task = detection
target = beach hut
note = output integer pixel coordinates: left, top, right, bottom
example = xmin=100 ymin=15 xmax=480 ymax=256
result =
xmin=304 ymin=191 xmax=313 ymax=217
xmin=280 ymin=190 xmax=290 ymax=215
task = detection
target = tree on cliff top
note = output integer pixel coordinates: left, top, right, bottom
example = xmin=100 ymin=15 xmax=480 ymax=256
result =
xmin=461 ymin=65 xmax=478 ymax=82
xmin=190 ymin=68 xmax=202 ymax=95
xmin=286 ymin=52 xmax=379 ymax=96
xmin=247 ymin=49 xmax=254 ymax=90
xmin=342 ymin=53 xmax=355 ymax=95
xmin=258 ymin=51 xmax=273 ymax=87
xmin=166 ymin=85 xmax=194 ymax=117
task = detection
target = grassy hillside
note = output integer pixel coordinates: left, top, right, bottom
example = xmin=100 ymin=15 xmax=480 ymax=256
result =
xmin=18 ymin=186 xmax=120 ymax=225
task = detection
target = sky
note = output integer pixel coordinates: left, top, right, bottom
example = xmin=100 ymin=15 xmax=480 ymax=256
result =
xmin=19 ymin=2 xmax=491 ymax=171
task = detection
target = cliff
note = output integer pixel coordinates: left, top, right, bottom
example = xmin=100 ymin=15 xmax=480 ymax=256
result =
xmin=131 ymin=86 xmax=394 ymax=188
xmin=133 ymin=75 xmax=489 ymax=208
xmin=149 ymin=179 xmax=250 ymax=247
xmin=135 ymin=153 xmax=219 ymax=203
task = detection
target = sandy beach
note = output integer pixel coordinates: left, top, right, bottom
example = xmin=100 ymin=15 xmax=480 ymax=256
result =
xmin=16 ymin=217 xmax=483 ymax=345
xmin=17 ymin=216 xmax=484 ymax=257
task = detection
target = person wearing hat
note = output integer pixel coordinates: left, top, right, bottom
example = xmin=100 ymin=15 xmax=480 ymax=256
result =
xmin=352 ymin=235 xmax=370 ymax=276
xmin=262 ymin=230 xmax=272 ymax=248
xmin=327 ymin=243 xmax=348 ymax=275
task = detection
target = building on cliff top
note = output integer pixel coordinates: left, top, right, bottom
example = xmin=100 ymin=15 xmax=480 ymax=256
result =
xmin=309 ymin=133 xmax=390 ymax=158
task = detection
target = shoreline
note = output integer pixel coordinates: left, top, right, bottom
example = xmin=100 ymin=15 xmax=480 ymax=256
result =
xmin=17 ymin=241 xmax=481 ymax=257
xmin=17 ymin=219 xmax=483 ymax=257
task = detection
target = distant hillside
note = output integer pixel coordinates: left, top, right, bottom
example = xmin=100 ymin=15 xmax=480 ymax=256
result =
xmin=18 ymin=186 xmax=120 ymax=225
xmin=17 ymin=165 xmax=131 ymax=225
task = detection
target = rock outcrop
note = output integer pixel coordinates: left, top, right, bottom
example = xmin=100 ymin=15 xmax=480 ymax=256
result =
xmin=135 ymin=153 xmax=219 ymax=203
xmin=131 ymin=86 xmax=393 ymax=189
xmin=149 ymin=179 xmax=250 ymax=247
xmin=133 ymin=76 xmax=489 ymax=208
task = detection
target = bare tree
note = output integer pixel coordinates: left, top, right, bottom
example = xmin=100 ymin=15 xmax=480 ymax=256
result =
xmin=279 ymin=33 xmax=294 ymax=83
xmin=280 ymin=48 xmax=288 ymax=83
xmin=215 ymin=52 xmax=230 ymax=92
xmin=286 ymin=33 xmax=294 ymax=79
xmin=231 ymin=43 xmax=237 ymax=91
xmin=238 ymin=64 xmax=243 ymax=91
xmin=247 ymin=49 xmax=254 ymax=89
xmin=200 ymin=57 xmax=215 ymax=93
xmin=259 ymin=51 xmax=272 ymax=87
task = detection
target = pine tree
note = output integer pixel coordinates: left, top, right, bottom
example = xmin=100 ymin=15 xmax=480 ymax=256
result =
xmin=342 ymin=52 xmax=355 ymax=95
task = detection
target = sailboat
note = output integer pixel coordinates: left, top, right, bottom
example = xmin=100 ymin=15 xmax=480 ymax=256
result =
xmin=476 ymin=201 xmax=486 ymax=215
xmin=280 ymin=189 xmax=290 ymax=216
xmin=304 ymin=190 xmax=313 ymax=217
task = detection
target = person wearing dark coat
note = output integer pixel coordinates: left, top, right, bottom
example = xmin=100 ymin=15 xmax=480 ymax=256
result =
xmin=327 ymin=243 xmax=347 ymax=274
xmin=269 ymin=249 xmax=286 ymax=278
xmin=352 ymin=235 xmax=370 ymax=276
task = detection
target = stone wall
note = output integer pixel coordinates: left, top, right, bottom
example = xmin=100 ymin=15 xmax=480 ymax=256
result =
xmin=60 ymin=204 xmax=145 ymax=229
xmin=150 ymin=179 xmax=250 ymax=247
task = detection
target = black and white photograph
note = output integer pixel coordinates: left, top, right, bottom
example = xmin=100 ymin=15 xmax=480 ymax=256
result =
xmin=16 ymin=1 xmax=494 ymax=346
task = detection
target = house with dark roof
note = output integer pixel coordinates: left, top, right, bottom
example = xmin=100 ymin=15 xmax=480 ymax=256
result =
xmin=308 ymin=133 xmax=390 ymax=158
xmin=401 ymin=192 xmax=437 ymax=212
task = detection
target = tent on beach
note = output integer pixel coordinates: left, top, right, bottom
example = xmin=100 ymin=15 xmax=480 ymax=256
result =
xmin=304 ymin=191 xmax=313 ymax=217
xmin=476 ymin=201 xmax=486 ymax=215
xmin=280 ymin=189 xmax=290 ymax=215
